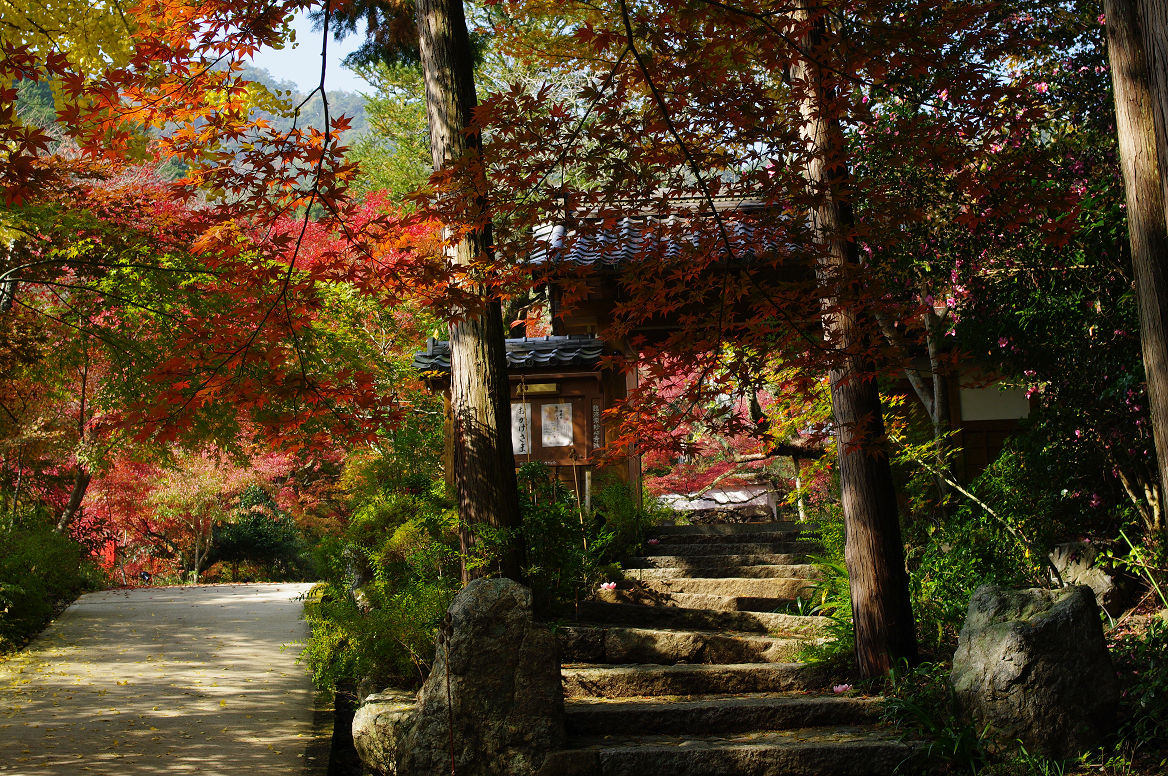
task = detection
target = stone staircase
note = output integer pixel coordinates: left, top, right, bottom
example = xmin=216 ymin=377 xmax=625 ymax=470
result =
xmin=543 ymin=521 xmax=920 ymax=776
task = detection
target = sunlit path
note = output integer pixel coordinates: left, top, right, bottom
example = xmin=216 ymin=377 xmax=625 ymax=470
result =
xmin=0 ymin=584 xmax=322 ymax=775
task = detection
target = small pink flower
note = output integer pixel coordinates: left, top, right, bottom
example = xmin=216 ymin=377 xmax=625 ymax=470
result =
xmin=1035 ymin=82 xmax=1049 ymax=94
xmin=647 ymin=538 xmax=660 ymax=545
xmin=833 ymin=684 xmax=852 ymax=693
xmin=599 ymin=582 xmax=617 ymax=591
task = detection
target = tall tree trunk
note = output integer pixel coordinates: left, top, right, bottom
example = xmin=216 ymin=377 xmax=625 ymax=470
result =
xmin=1107 ymin=0 xmax=1168 ymax=529
xmin=792 ymin=12 xmax=918 ymax=677
xmin=1140 ymin=0 xmax=1168 ymax=208
xmin=416 ymin=0 xmax=524 ymax=581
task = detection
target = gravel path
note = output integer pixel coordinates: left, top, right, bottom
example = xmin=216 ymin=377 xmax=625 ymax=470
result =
xmin=0 ymin=583 xmax=326 ymax=775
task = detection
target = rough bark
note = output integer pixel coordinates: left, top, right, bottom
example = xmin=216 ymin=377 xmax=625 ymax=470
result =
xmin=1140 ymin=0 xmax=1168 ymax=211
xmin=792 ymin=12 xmax=918 ymax=676
xmin=1107 ymin=0 xmax=1168 ymax=536
xmin=416 ymin=0 xmax=524 ymax=580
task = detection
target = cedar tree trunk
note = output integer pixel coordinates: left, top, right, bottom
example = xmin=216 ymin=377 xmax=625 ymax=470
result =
xmin=792 ymin=12 xmax=918 ymax=677
xmin=416 ymin=0 xmax=524 ymax=580
xmin=1140 ymin=0 xmax=1168 ymax=209
xmin=1107 ymin=0 xmax=1168 ymax=534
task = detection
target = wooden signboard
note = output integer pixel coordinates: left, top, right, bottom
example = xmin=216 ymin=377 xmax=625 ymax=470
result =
xmin=509 ymin=373 xmax=604 ymax=466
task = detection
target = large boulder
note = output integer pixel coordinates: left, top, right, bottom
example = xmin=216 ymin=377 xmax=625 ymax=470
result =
xmin=352 ymin=690 xmax=418 ymax=775
xmin=353 ymin=578 xmax=565 ymax=776
xmin=950 ymin=584 xmax=1120 ymax=759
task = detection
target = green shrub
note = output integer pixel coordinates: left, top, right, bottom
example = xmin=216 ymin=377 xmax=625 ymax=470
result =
xmin=0 ymin=525 xmax=104 ymax=652
xmin=1111 ymin=618 xmax=1168 ymax=754
xmin=301 ymin=455 xmax=671 ymax=692
xmin=904 ymin=447 xmax=1051 ymax=654
xmin=299 ymin=467 xmax=461 ymax=692
xmin=515 ymin=463 xmax=614 ymax=612
xmin=883 ymin=660 xmax=992 ymax=776
xmin=301 ymin=576 xmax=458 ymax=692
xmin=209 ymin=486 xmax=311 ymax=581
xmin=344 ymin=481 xmax=460 ymax=585
xmin=590 ymin=473 xmax=671 ymax=561
xmin=795 ymin=503 xmax=855 ymax=668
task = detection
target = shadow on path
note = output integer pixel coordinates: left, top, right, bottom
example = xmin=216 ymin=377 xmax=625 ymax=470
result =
xmin=0 ymin=583 xmax=325 ymax=776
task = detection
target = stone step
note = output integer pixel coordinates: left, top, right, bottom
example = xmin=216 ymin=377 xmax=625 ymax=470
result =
xmin=646 ymin=541 xmax=821 ymax=557
xmin=645 ymin=529 xmax=812 ymax=546
xmin=652 ymin=522 xmax=814 ymax=537
xmin=561 ymin=662 xmax=834 ymax=699
xmin=625 ymin=564 xmax=822 ymax=580
xmin=557 ymin=623 xmax=808 ymax=665
xmin=598 ymin=588 xmax=800 ymax=613
xmin=539 ymin=726 xmax=921 ymax=776
xmin=565 ymin=693 xmax=884 ymax=737
xmin=576 ymin=601 xmax=829 ymax=636
xmin=643 ymin=576 xmax=816 ymax=599
xmin=624 ymin=553 xmax=812 ymax=570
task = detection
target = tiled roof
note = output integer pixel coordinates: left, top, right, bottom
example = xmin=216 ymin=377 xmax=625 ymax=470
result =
xmin=412 ymin=335 xmax=606 ymax=374
xmin=530 ymin=208 xmax=790 ymax=268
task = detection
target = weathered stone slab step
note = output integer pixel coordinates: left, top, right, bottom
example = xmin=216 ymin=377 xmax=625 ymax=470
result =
xmin=557 ymin=623 xmax=808 ymax=665
xmin=576 ymin=601 xmax=829 ymax=636
xmin=653 ymin=522 xmax=814 ymax=537
xmin=598 ymin=588 xmax=799 ymax=613
xmin=625 ymin=564 xmax=822 ymax=580
xmin=538 ymin=726 xmax=921 ymax=776
xmin=645 ymin=529 xmax=812 ymax=546
xmin=561 ymin=662 xmax=833 ymax=699
xmin=565 ymin=693 xmax=884 ymax=736
xmin=624 ymin=553 xmax=811 ymax=570
xmin=663 ymin=592 xmax=801 ymax=612
xmin=647 ymin=541 xmax=821 ymax=557
xmin=643 ymin=576 xmax=815 ymax=599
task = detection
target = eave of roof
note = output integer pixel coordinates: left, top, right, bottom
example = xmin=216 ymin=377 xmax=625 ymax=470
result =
xmin=412 ymin=335 xmax=606 ymax=375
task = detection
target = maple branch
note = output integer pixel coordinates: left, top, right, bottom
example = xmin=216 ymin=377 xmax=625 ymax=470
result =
xmin=270 ymin=0 xmax=363 ymax=437
xmin=107 ymin=0 xmax=132 ymax=34
xmin=9 ymin=297 xmax=125 ymax=351
xmin=7 ymin=277 xmax=184 ymax=321
xmin=512 ymin=46 xmax=632 ymax=209
xmin=0 ymin=398 xmax=19 ymax=425
xmin=98 ymin=5 xmax=309 ymax=125
xmin=873 ymin=311 xmax=933 ymax=418
xmin=768 ymin=440 xmax=826 ymax=459
xmin=688 ymin=0 xmax=998 ymax=126
xmin=687 ymin=462 xmax=760 ymax=498
xmin=891 ymin=429 xmax=1061 ymax=587
xmin=613 ymin=0 xmax=829 ymax=359
xmin=617 ymin=0 xmax=750 ymax=422
xmin=683 ymin=440 xmax=824 ymax=498
xmin=617 ymin=0 xmax=733 ymax=316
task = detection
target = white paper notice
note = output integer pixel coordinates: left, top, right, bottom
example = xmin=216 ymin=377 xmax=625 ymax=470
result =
xmin=541 ymin=402 xmax=573 ymax=447
xmin=511 ymin=403 xmax=532 ymax=455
